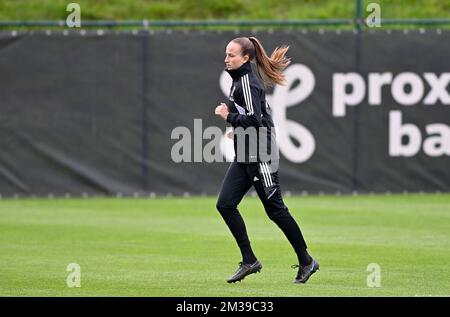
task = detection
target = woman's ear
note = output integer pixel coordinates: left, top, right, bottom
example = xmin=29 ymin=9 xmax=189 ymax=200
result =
xmin=243 ymin=55 xmax=249 ymax=63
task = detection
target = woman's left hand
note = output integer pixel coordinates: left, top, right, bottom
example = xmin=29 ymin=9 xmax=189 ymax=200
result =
xmin=215 ymin=103 xmax=229 ymax=120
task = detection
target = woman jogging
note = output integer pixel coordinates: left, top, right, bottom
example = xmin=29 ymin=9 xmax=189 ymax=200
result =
xmin=214 ymin=37 xmax=319 ymax=284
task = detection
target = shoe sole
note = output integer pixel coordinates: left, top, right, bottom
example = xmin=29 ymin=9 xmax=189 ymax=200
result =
xmin=227 ymin=266 xmax=262 ymax=283
xmin=294 ymin=261 xmax=320 ymax=284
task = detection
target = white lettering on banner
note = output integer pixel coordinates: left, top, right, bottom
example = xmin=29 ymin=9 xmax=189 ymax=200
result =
xmin=219 ymin=64 xmax=316 ymax=163
xmin=333 ymin=72 xmax=450 ymax=117
xmin=389 ymin=111 xmax=422 ymax=157
xmin=423 ymin=73 xmax=450 ymax=105
xmin=332 ymin=71 xmax=449 ymax=158
xmin=368 ymin=73 xmax=393 ymax=105
xmin=389 ymin=111 xmax=450 ymax=157
xmin=333 ymin=73 xmax=366 ymax=117
xmin=391 ymin=72 xmax=424 ymax=105
xmin=214 ymin=68 xmax=449 ymax=163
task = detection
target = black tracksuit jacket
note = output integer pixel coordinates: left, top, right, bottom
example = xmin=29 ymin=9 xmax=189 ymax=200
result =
xmin=225 ymin=61 xmax=278 ymax=164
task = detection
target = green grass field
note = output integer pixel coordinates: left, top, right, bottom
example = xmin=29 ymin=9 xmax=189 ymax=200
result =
xmin=1 ymin=194 xmax=449 ymax=297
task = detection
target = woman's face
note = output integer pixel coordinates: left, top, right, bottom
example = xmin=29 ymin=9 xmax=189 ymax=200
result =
xmin=225 ymin=41 xmax=249 ymax=70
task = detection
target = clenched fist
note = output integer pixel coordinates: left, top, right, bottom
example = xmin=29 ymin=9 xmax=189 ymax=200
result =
xmin=215 ymin=103 xmax=229 ymax=120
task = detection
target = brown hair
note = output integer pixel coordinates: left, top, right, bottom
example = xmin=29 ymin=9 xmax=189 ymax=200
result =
xmin=231 ymin=37 xmax=291 ymax=86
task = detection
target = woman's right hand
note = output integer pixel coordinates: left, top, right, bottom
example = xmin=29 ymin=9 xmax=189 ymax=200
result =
xmin=215 ymin=103 xmax=229 ymax=120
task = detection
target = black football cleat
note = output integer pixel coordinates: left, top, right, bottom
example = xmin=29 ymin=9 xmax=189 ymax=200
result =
xmin=227 ymin=260 xmax=262 ymax=283
xmin=293 ymin=258 xmax=319 ymax=284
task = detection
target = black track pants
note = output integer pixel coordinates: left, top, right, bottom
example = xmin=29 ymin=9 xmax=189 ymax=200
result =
xmin=216 ymin=161 xmax=308 ymax=262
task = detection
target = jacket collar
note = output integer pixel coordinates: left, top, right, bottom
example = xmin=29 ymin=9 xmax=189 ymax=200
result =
xmin=226 ymin=61 xmax=252 ymax=81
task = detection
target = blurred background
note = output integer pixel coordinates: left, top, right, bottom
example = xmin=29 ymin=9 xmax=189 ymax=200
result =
xmin=0 ymin=0 xmax=449 ymax=198
xmin=0 ymin=0 xmax=449 ymax=25
xmin=0 ymin=0 xmax=449 ymax=298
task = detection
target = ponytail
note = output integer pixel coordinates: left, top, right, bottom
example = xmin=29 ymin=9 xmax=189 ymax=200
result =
xmin=248 ymin=37 xmax=291 ymax=86
xmin=231 ymin=37 xmax=291 ymax=86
